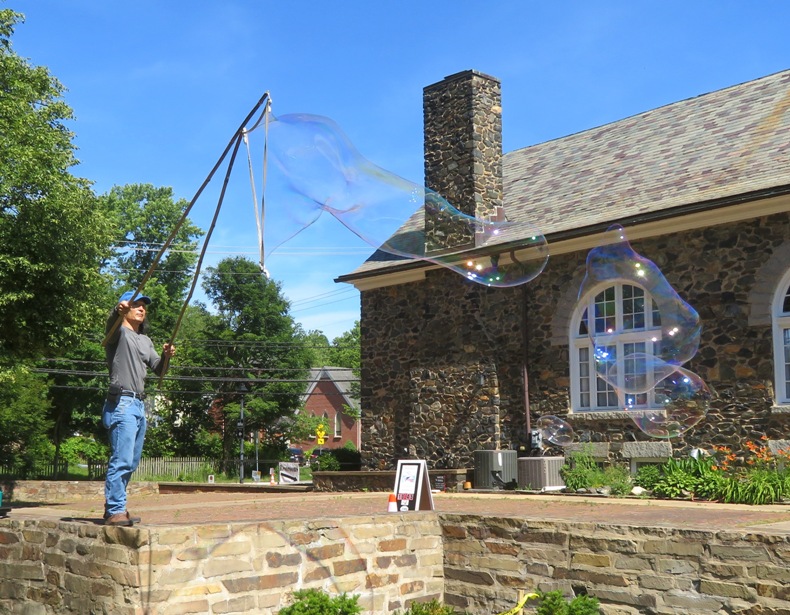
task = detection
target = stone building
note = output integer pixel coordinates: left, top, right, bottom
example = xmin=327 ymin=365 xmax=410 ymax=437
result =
xmin=337 ymin=69 xmax=790 ymax=471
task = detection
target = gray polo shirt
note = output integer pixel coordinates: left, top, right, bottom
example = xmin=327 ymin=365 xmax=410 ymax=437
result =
xmin=105 ymin=312 xmax=164 ymax=394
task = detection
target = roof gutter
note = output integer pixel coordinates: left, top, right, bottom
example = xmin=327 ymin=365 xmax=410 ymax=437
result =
xmin=335 ymin=184 xmax=790 ymax=286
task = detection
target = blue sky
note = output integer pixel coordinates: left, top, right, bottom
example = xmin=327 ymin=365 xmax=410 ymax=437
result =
xmin=9 ymin=1 xmax=790 ymax=340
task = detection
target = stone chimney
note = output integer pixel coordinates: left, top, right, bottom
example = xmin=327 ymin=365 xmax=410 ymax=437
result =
xmin=423 ymin=70 xmax=503 ymax=253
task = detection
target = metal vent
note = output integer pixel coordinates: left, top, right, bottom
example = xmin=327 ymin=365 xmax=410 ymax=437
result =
xmin=473 ymin=450 xmax=517 ymax=489
xmin=517 ymin=456 xmax=565 ymax=490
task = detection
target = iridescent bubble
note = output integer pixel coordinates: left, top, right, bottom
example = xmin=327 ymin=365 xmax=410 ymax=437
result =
xmin=535 ymin=415 xmax=576 ymax=447
xmin=266 ymin=113 xmax=548 ymax=287
xmin=578 ymin=224 xmax=701 ymax=392
xmin=629 ymin=367 xmax=711 ymax=438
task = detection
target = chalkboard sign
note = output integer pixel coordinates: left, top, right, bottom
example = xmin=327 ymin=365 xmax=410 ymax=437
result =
xmin=433 ymin=474 xmax=446 ymax=492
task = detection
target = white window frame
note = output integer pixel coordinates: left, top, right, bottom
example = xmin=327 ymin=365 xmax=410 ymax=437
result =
xmin=772 ymin=269 xmax=790 ymax=406
xmin=334 ymin=411 xmax=342 ymax=438
xmin=570 ymin=282 xmax=663 ymax=412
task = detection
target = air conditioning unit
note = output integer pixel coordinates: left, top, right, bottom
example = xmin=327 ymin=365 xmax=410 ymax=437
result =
xmin=473 ymin=450 xmax=517 ymax=489
xmin=517 ymin=456 xmax=565 ymax=490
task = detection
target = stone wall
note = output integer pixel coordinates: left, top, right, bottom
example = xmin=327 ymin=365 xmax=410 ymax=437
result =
xmin=360 ymin=213 xmax=790 ymax=469
xmin=4 ymin=513 xmax=790 ymax=614
xmin=0 ymin=514 xmax=444 ymax=614
xmin=312 ymin=469 xmax=470 ymax=493
xmin=423 ymin=70 xmax=503 ymax=253
xmin=442 ymin=514 xmax=790 ymax=615
xmin=0 ymin=480 xmax=157 ymax=504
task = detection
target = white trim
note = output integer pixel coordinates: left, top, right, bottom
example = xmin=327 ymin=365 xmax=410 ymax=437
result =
xmin=569 ymin=281 xmax=662 ymax=413
xmin=772 ymin=268 xmax=790 ymax=406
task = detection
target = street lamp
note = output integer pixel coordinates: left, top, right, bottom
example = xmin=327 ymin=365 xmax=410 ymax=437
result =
xmin=237 ymin=382 xmax=248 ymax=484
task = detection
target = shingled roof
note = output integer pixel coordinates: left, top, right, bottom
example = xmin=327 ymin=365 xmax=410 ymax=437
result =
xmin=503 ymin=68 xmax=790 ymax=238
xmin=339 ymin=69 xmax=790 ymax=282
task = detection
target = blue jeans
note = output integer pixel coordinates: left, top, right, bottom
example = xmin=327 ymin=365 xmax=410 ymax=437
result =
xmin=103 ymin=396 xmax=146 ymax=516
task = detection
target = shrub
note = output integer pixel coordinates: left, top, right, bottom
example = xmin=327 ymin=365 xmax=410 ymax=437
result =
xmin=633 ymin=464 xmax=662 ymax=491
xmin=278 ymin=589 xmax=361 ymax=615
xmin=331 ymin=446 xmax=362 ymax=471
xmin=601 ymin=464 xmax=632 ymax=496
xmin=394 ymin=599 xmax=470 ymax=614
xmin=535 ymin=590 xmax=600 ymax=615
xmin=560 ymin=448 xmax=601 ymax=491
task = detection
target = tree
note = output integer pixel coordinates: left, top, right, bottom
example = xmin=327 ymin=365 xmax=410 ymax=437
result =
xmin=327 ymin=321 xmax=361 ymax=401
xmin=326 ymin=321 xmax=361 ymax=370
xmin=100 ymin=183 xmax=204 ymax=337
xmin=0 ymin=9 xmax=114 ymax=360
xmin=200 ymin=257 xmax=313 ymax=458
xmin=305 ymin=329 xmax=332 ymax=367
xmin=0 ymin=366 xmax=52 ymax=467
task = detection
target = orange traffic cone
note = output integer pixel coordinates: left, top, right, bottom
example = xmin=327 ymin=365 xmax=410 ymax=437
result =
xmin=270 ymin=469 xmax=276 ymax=485
xmin=387 ymin=493 xmax=398 ymax=512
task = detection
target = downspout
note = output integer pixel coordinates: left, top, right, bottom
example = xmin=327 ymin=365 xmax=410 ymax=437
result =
xmin=521 ymin=283 xmax=532 ymax=449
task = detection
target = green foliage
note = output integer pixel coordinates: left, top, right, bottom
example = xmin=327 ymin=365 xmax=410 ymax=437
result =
xmin=650 ymin=457 xmax=699 ymax=499
xmin=394 ymin=599 xmax=470 ymax=614
xmin=316 ymin=452 xmax=341 ymax=471
xmin=601 ymin=465 xmax=632 ymax=496
xmin=99 ymin=183 xmax=203 ymax=337
xmin=560 ymin=448 xmax=602 ymax=491
xmin=633 ymin=464 xmax=662 ymax=491
xmin=330 ymin=447 xmax=362 ymax=471
xmin=560 ymin=448 xmax=630 ymax=495
xmin=0 ymin=366 xmax=53 ymax=466
xmin=535 ymin=591 xmax=600 ymax=615
xmin=0 ymin=9 xmax=114 ymax=360
xmin=278 ymin=589 xmax=361 ymax=615
xmin=58 ymin=436 xmax=108 ymax=465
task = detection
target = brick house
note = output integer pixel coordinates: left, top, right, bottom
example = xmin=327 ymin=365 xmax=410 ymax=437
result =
xmin=293 ymin=367 xmax=360 ymax=452
xmin=337 ymin=68 xmax=790 ymax=471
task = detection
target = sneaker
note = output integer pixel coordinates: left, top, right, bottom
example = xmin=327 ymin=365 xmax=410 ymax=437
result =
xmin=105 ymin=512 xmax=133 ymax=527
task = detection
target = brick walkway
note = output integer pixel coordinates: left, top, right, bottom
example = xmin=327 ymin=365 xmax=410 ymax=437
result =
xmin=8 ymin=488 xmax=790 ymax=533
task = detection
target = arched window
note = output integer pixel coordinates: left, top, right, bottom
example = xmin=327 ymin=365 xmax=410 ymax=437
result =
xmin=570 ymin=282 xmax=662 ymax=411
xmin=334 ymin=411 xmax=342 ymax=438
xmin=773 ymin=270 xmax=790 ymax=406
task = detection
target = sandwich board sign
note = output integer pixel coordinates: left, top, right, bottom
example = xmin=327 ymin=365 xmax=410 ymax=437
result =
xmin=393 ymin=459 xmax=434 ymax=511
xmin=278 ymin=462 xmax=300 ymax=484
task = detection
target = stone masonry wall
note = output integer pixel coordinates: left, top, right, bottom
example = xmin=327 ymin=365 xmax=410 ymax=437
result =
xmin=360 ymin=212 xmax=790 ymax=469
xmin=0 ymin=515 xmax=444 ymax=614
xmin=4 ymin=513 xmax=790 ymax=614
xmin=423 ymin=70 xmax=503 ymax=252
xmin=441 ymin=514 xmax=790 ymax=615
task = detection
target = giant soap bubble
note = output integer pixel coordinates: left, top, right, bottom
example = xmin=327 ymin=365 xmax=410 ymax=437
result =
xmin=578 ymin=225 xmax=710 ymax=438
xmin=535 ymin=415 xmax=576 ymax=447
xmin=266 ymin=113 xmax=548 ymax=287
xmin=629 ymin=367 xmax=712 ymax=438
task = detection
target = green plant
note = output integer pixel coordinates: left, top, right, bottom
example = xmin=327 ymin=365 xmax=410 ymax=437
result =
xmin=651 ymin=458 xmax=700 ymax=499
xmin=560 ymin=448 xmax=601 ymax=491
xmin=394 ymin=598 xmax=470 ymax=614
xmin=278 ymin=589 xmax=361 ymax=615
xmin=316 ymin=453 xmax=341 ymax=471
xmin=535 ymin=590 xmax=600 ymax=615
xmin=601 ymin=465 xmax=632 ymax=496
xmin=633 ymin=464 xmax=662 ymax=491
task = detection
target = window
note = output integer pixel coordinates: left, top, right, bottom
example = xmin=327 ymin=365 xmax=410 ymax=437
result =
xmin=334 ymin=412 xmax=342 ymax=438
xmin=571 ymin=283 xmax=662 ymax=411
xmin=773 ymin=271 xmax=790 ymax=405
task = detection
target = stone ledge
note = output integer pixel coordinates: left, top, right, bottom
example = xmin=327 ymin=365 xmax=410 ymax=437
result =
xmin=621 ymin=441 xmax=673 ymax=459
